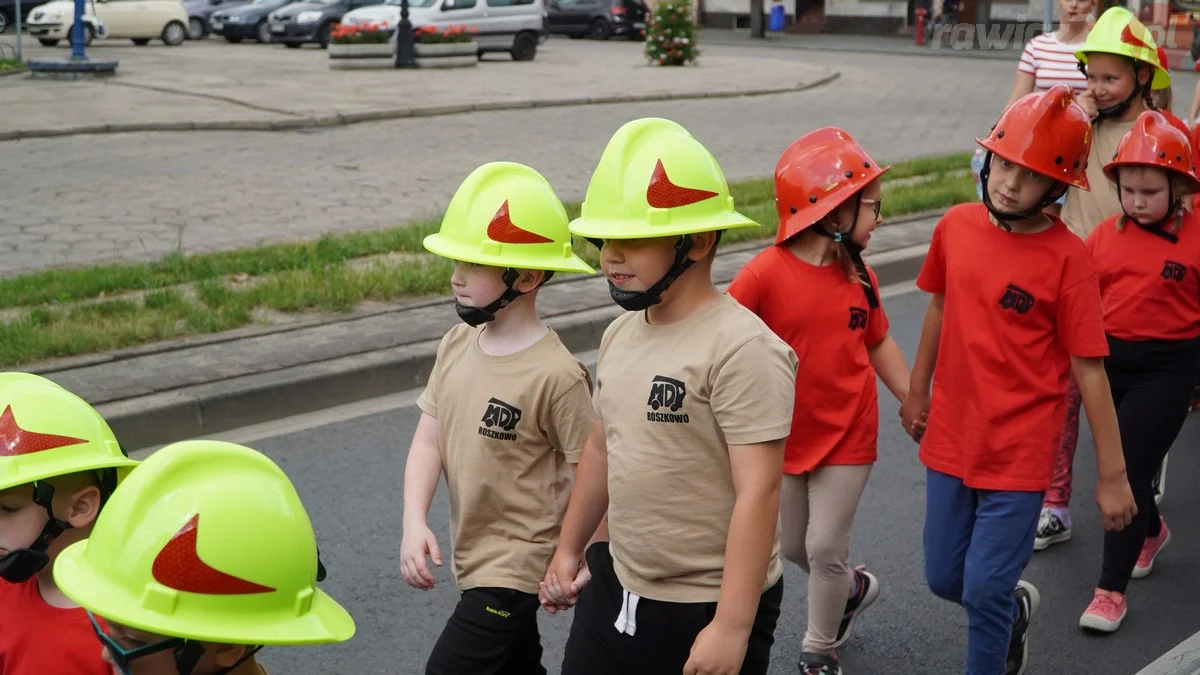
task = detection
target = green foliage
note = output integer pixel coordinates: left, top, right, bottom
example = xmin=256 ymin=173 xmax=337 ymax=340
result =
xmin=645 ymin=0 xmax=698 ymax=66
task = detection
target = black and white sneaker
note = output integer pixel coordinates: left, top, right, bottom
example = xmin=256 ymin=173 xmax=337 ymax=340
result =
xmin=1006 ymin=580 xmax=1041 ymax=675
xmin=832 ymin=566 xmax=880 ymax=648
xmin=799 ymin=650 xmax=842 ymax=675
xmin=1033 ymin=509 xmax=1071 ymax=551
xmin=1152 ymin=453 xmax=1168 ymax=505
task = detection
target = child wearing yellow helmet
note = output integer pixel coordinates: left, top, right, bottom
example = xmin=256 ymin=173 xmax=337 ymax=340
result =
xmin=1062 ymin=6 xmax=1170 ymax=238
xmin=0 ymin=372 xmax=139 ymax=675
xmin=52 ymin=439 xmax=355 ymax=675
xmin=539 ymin=118 xmax=799 ymax=675
xmin=404 ymin=161 xmax=598 ymax=674
xmin=1040 ymin=6 xmax=1171 ymax=558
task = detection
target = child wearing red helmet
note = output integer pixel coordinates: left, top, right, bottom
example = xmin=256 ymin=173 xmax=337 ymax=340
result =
xmin=900 ymin=84 xmax=1136 ymax=675
xmin=1075 ymin=111 xmax=1200 ymax=634
xmin=1037 ymin=9 xmax=1173 ymax=554
xmin=726 ymin=128 xmax=913 ymax=675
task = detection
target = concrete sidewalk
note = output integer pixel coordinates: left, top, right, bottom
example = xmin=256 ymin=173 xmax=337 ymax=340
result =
xmin=699 ymin=27 xmax=1199 ymax=69
xmin=26 ymin=213 xmax=937 ymax=451
xmin=0 ymin=38 xmax=836 ymax=140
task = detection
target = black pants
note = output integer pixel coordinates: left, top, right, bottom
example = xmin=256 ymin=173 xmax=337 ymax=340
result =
xmin=1099 ymin=334 xmax=1200 ymax=594
xmin=425 ymin=587 xmax=546 ymax=675
xmin=561 ymin=542 xmax=783 ymax=675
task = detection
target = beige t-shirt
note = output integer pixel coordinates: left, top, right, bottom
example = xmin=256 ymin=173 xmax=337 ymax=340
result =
xmin=595 ymin=294 xmax=799 ymax=603
xmin=417 ymin=324 xmax=595 ymax=594
xmin=1061 ymin=118 xmax=1135 ymax=240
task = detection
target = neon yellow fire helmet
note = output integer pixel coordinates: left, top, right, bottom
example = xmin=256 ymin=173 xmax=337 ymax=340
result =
xmin=424 ymin=161 xmax=595 ymax=274
xmin=1076 ymin=7 xmax=1170 ymax=91
xmin=0 ymin=372 xmax=136 ymax=493
xmin=53 ymin=439 xmax=355 ymax=646
xmin=568 ymin=117 xmax=759 ymax=241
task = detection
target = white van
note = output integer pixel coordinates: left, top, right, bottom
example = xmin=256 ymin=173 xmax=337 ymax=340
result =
xmin=339 ymin=0 xmax=545 ymax=60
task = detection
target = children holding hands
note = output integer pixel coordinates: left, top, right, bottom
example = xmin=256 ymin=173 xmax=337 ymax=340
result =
xmin=540 ymin=117 xmax=799 ymax=675
xmin=400 ymin=161 xmax=598 ymax=674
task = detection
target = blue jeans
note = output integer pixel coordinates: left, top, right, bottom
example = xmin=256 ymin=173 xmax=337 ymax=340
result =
xmin=923 ymin=469 xmax=1042 ymax=675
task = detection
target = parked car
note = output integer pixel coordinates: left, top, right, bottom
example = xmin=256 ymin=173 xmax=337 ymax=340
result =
xmin=26 ymin=0 xmax=189 ymax=45
xmin=267 ymin=0 xmax=383 ymax=47
xmin=183 ymin=0 xmax=251 ymax=38
xmin=339 ymin=0 xmax=546 ymax=60
xmin=0 ymin=0 xmax=53 ymax=34
xmin=211 ymin=0 xmax=291 ymax=41
xmin=546 ymin=0 xmax=645 ymax=39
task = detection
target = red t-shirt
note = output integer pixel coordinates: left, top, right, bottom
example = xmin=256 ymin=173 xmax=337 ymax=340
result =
xmin=1086 ymin=211 xmax=1200 ymax=341
xmin=916 ymin=204 xmax=1109 ymax=492
xmin=0 ymin=578 xmax=109 ymax=675
xmin=728 ymin=245 xmax=889 ymax=474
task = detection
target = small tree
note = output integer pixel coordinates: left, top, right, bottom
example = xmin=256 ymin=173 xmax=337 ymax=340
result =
xmin=644 ymin=0 xmax=698 ymax=66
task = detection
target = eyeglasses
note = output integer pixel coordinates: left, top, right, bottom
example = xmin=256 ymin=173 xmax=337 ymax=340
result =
xmin=88 ymin=612 xmax=186 ymax=675
xmin=860 ymin=197 xmax=883 ymax=220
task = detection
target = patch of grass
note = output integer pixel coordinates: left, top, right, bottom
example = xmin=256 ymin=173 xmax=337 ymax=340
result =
xmin=0 ymin=152 xmax=974 ymax=310
xmin=0 ymin=155 xmax=981 ymax=367
xmin=882 ymin=152 xmax=975 ymax=181
xmin=0 ymin=58 xmax=24 ymax=73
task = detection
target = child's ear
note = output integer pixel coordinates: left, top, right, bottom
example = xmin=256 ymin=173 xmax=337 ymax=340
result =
xmin=65 ymin=486 xmax=102 ymax=528
xmin=686 ymin=231 xmax=720 ymax=261
xmin=210 ymin=643 xmax=250 ymax=668
xmin=514 ymin=268 xmax=546 ymax=293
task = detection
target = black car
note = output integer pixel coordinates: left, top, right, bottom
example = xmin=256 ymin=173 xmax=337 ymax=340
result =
xmin=546 ymin=0 xmax=646 ymax=40
xmin=267 ymin=0 xmax=383 ymax=48
xmin=211 ymin=0 xmax=295 ymax=42
xmin=0 ymin=0 xmax=52 ymax=34
xmin=184 ymin=0 xmax=251 ymax=38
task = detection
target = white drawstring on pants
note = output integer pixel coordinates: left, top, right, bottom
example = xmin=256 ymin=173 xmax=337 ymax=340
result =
xmin=614 ymin=588 xmax=641 ymax=636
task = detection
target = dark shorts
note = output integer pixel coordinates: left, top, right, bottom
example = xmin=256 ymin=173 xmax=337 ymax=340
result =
xmin=425 ymin=586 xmax=546 ymax=675
xmin=561 ymin=542 xmax=783 ymax=675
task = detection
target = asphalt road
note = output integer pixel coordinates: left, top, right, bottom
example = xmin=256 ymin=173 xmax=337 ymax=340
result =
xmin=229 ymin=287 xmax=1200 ymax=675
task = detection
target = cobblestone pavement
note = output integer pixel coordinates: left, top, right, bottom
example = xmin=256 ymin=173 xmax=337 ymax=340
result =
xmin=5 ymin=44 xmax=1193 ymax=276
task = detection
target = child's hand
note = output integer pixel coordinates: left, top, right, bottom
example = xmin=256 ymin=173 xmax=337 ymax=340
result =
xmin=399 ymin=523 xmax=443 ymax=591
xmin=1076 ymin=90 xmax=1100 ymax=121
xmin=539 ymin=550 xmax=587 ymax=614
xmin=1096 ymin=475 xmax=1137 ymax=531
xmin=684 ymin=619 xmax=750 ymax=675
xmin=899 ymin=391 xmax=930 ymax=442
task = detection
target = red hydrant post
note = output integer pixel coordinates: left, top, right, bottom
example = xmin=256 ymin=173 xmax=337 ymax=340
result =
xmin=915 ymin=7 xmax=927 ymax=45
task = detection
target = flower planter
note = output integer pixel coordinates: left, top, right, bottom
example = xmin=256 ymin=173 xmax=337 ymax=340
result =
xmin=415 ymin=40 xmax=478 ymax=68
xmin=329 ymin=42 xmax=394 ymax=59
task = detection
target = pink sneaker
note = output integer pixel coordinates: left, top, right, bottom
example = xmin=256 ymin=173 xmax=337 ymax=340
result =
xmin=1132 ymin=517 xmax=1171 ymax=579
xmin=1079 ymin=589 xmax=1127 ymax=633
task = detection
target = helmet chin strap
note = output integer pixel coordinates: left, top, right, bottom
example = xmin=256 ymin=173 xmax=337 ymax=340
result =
xmin=1116 ymin=176 xmax=1182 ymax=243
xmin=978 ymin=151 xmax=1067 ymax=230
xmin=1078 ymin=60 xmax=1147 ymax=121
xmin=0 ymin=468 xmax=121 ymax=583
xmin=0 ymin=482 xmax=69 ymax=583
xmin=590 ymin=233 xmax=723 ymax=313
xmin=810 ymin=198 xmax=879 ymax=309
xmin=454 ymin=268 xmax=554 ymax=327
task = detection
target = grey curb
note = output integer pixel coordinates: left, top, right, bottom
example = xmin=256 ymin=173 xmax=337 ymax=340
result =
xmin=1135 ymin=630 xmax=1200 ymax=675
xmin=0 ymin=70 xmax=839 ymax=142
xmin=95 ymin=235 xmax=927 ymax=451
